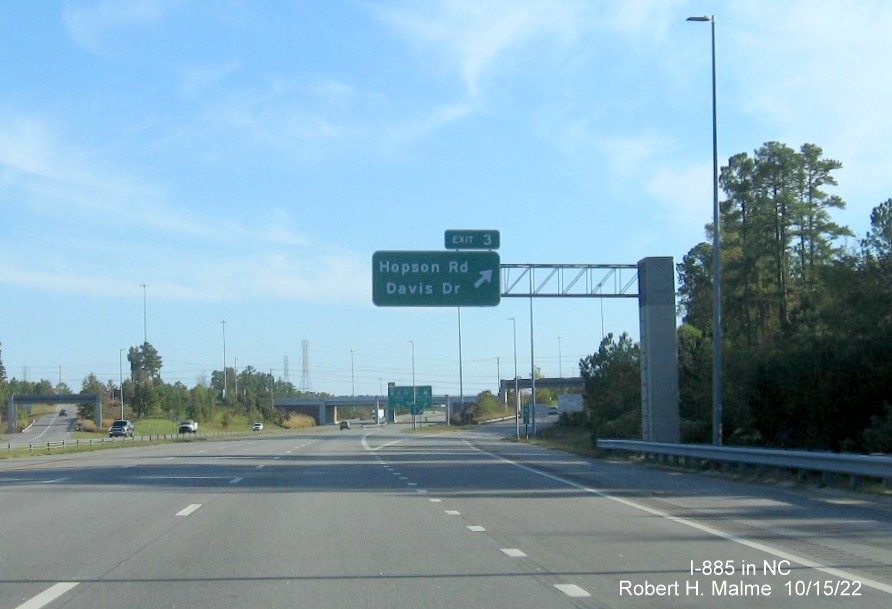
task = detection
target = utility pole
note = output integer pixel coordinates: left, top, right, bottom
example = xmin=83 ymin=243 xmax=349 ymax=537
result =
xmin=558 ymin=336 xmax=563 ymax=378
xmin=221 ymin=321 xmax=227 ymax=400
xmin=140 ymin=283 xmax=148 ymax=344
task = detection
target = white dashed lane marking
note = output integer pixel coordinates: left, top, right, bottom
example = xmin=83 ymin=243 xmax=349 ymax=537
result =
xmin=554 ymin=584 xmax=591 ymax=598
xmin=176 ymin=504 xmax=202 ymax=516
xmin=14 ymin=582 xmax=79 ymax=609
xmin=501 ymin=549 xmax=527 ymax=558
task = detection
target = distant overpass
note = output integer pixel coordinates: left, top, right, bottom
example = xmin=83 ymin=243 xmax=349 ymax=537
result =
xmin=499 ymin=377 xmax=584 ymax=393
xmin=275 ymin=395 xmax=481 ymax=425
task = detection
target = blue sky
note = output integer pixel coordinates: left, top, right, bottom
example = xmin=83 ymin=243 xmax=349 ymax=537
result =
xmin=2 ymin=0 xmax=890 ymax=397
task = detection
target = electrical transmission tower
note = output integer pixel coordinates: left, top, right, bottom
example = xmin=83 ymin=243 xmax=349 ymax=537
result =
xmin=283 ymin=355 xmax=290 ymax=383
xmin=299 ymin=340 xmax=312 ymax=392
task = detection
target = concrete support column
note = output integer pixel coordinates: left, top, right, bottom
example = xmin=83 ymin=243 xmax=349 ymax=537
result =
xmin=7 ymin=395 xmax=15 ymax=434
xmin=94 ymin=394 xmax=102 ymax=428
xmin=638 ymin=257 xmax=680 ymax=442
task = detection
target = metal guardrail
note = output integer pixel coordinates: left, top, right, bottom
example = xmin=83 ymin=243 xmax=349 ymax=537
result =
xmin=4 ymin=429 xmax=291 ymax=455
xmin=596 ymin=439 xmax=892 ymax=486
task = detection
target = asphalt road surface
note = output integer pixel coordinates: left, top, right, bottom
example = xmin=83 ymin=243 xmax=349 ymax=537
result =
xmin=1 ymin=424 xmax=891 ymax=608
xmin=4 ymin=411 xmax=77 ymax=448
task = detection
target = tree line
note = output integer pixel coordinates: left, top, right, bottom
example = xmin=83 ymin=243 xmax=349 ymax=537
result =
xmin=581 ymin=142 xmax=892 ymax=453
xmin=0 ymin=341 xmax=329 ymax=427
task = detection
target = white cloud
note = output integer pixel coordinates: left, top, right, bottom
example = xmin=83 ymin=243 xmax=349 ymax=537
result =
xmin=178 ymin=60 xmax=242 ymax=99
xmin=597 ymin=0 xmax=687 ymax=41
xmin=309 ymin=79 xmax=356 ymax=106
xmin=726 ymin=0 xmax=892 ymax=222
xmin=596 ymin=133 xmax=675 ymax=179
xmin=376 ymin=0 xmax=585 ymax=96
xmin=379 ymin=103 xmax=472 ymax=150
xmin=646 ymin=161 xmax=712 ymax=237
xmin=196 ymin=78 xmax=357 ymax=157
xmin=0 ymin=114 xmax=367 ymax=303
xmin=62 ymin=0 xmax=164 ymax=51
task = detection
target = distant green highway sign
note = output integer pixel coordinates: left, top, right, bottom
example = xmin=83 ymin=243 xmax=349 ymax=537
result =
xmin=389 ymin=385 xmax=432 ymax=415
xmin=444 ymin=229 xmax=500 ymax=250
xmin=372 ymin=250 xmax=500 ymax=307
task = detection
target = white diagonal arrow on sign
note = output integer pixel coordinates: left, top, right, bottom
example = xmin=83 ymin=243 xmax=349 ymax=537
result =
xmin=473 ymin=269 xmax=493 ymax=289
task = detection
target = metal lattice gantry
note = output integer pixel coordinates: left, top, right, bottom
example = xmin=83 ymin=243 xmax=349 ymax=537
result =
xmin=500 ymin=263 xmax=639 ymax=298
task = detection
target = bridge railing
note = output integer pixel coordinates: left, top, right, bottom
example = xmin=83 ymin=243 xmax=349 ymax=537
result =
xmin=596 ymin=439 xmax=892 ymax=488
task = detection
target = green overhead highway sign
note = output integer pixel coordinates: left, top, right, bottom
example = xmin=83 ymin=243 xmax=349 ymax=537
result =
xmin=444 ymin=229 xmax=500 ymax=250
xmin=389 ymin=385 xmax=432 ymax=415
xmin=372 ymin=250 xmax=500 ymax=307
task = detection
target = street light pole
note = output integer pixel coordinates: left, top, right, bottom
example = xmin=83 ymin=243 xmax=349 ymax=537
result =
xmin=529 ymin=272 xmax=537 ymax=436
xmin=557 ymin=335 xmax=562 ymax=378
xmin=688 ymin=14 xmax=722 ymax=445
xmin=221 ymin=320 xmax=227 ymax=400
xmin=350 ymin=349 xmax=355 ymax=396
xmin=119 ymin=348 xmax=125 ymax=419
xmin=457 ymin=307 xmax=464 ymax=422
xmin=509 ymin=317 xmax=519 ymax=439
xmin=409 ymin=340 xmax=416 ymax=430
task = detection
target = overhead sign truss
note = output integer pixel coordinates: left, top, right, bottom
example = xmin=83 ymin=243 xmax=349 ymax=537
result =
xmin=499 ymin=263 xmax=639 ymax=298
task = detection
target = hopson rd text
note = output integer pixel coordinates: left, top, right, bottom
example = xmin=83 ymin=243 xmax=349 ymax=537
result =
xmin=378 ymin=259 xmax=474 ymax=296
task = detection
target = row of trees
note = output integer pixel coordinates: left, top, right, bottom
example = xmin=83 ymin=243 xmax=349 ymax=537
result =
xmin=582 ymin=142 xmax=892 ymax=453
xmin=1 ymin=338 xmax=558 ymax=430
xmin=0 ymin=341 xmax=329 ymax=428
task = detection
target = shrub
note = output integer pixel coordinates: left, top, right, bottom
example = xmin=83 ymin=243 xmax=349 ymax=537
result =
xmin=282 ymin=414 xmax=316 ymax=429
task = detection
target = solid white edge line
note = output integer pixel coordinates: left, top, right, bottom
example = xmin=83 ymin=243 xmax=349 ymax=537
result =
xmin=14 ymin=582 xmax=79 ymax=609
xmin=361 ymin=433 xmax=402 ymax=452
xmin=176 ymin=503 xmax=202 ymax=516
xmin=465 ymin=441 xmax=892 ymax=596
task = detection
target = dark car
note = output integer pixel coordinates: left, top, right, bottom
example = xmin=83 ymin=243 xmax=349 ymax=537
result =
xmin=109 ymin=419 xmax=134 ymax=438
xmin=339 ymin=420 xmax=350 ymax=430
xmin=59 ymin=409 xmax=68 ymax=417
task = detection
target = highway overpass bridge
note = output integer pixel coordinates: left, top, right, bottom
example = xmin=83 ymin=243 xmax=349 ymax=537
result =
xmin=498 ymin=377 xmax=583 ymax=396
xmin=275 ymin=395 xmax=480 ymax=425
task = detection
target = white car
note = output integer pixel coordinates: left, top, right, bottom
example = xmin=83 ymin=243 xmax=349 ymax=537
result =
xmin=252 ymin=422 xmax=263 ymax=431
